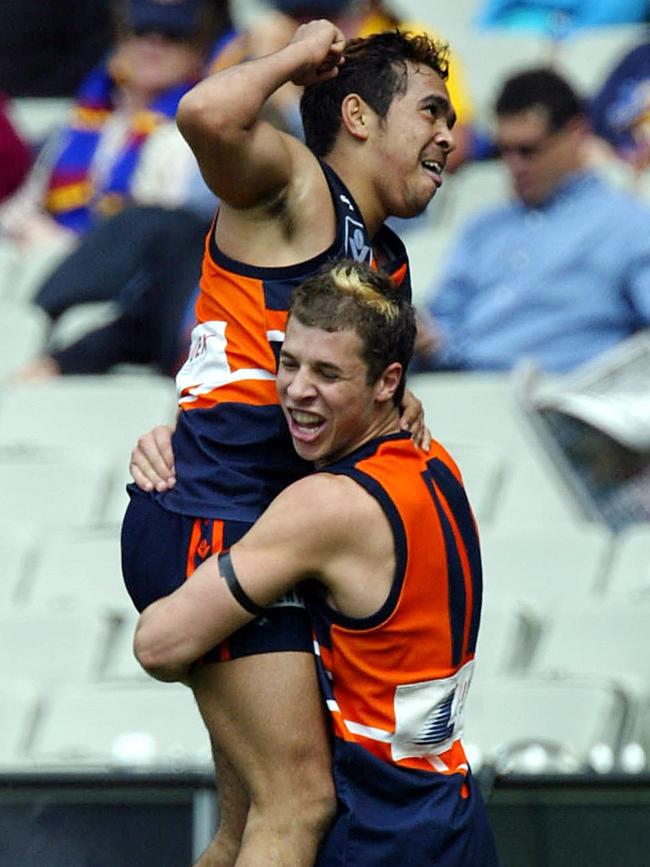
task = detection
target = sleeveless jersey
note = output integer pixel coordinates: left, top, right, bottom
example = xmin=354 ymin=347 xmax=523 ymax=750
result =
xmin=157 ymin=162 xmax=411 ymax=522
xmin=306 ymin=432 xmax=497 ymax=866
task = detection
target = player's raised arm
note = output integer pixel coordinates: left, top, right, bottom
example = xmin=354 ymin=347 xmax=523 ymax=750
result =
xmin=176 ymin=18 xmax=345 ymax=208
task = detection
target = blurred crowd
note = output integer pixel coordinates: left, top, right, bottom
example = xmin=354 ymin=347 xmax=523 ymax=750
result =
xmin=0 ymin=0 xmax=649 ymax=386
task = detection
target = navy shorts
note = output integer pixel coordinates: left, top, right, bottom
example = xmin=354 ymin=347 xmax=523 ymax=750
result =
xmin=121 ymin=485 xmax=313 ymax=661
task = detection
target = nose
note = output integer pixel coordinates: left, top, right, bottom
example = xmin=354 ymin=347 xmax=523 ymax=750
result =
xmin=286 ymin=366 xmax=316 ymax=401
xmin=436 ymin=123 xmax=455 ymax=155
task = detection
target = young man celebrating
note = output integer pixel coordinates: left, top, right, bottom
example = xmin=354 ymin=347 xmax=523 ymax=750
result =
xmin=122 ymin=20 xmax=456 ymax=866
xmin=135 ymin=260 xmax=499 ymax=866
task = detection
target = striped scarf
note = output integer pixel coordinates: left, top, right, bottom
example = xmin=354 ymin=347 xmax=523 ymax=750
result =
xmin=45 ymin=59 xmax=194 ymax=234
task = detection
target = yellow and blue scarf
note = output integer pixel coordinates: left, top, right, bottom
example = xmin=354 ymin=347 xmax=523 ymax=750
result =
xmin=45 ymin=59 xmax=194 ymax=234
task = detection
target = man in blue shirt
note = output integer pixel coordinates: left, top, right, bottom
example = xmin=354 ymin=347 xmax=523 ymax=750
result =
xmin=417 ymin=67 xmax=650 ymax=374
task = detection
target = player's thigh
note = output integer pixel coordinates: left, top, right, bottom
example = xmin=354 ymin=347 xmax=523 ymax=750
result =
xmin=190 ymin=652 xmax=331 ymax=801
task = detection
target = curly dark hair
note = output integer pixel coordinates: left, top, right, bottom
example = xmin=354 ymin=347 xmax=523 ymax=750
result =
xmin=301 ymin=29 xmax=449 ymax=157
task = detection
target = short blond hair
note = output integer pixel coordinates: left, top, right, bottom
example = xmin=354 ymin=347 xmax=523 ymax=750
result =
xmin=288 ymin=259 xmax=415 ymax=405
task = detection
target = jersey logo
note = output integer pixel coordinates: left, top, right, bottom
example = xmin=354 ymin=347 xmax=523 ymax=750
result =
xmin=391 ymin=660 xmax=474 ymax=760
xmin=339 ymin=194 xmax=355 ymax=212
xmin=344 ymin=216 xmax=372 ymax=264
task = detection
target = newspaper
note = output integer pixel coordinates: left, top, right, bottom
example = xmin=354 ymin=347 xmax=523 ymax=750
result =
xmin=523 ymin=331 xmax=650 ymax=452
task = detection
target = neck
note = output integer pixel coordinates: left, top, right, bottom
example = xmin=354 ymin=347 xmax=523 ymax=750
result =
xmin=316 ymin=407 xmax=402 ymax=469
xmin=119 ymin=87 xmax=154 ymax=113
xmin=324 ymin=151 xmax=386 ymax=238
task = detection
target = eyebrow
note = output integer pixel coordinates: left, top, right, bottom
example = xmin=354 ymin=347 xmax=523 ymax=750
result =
xmin=422 ymin=94 xmax=456 ymax=128
xmin=280 ymin=351 xmax=343 ymax=376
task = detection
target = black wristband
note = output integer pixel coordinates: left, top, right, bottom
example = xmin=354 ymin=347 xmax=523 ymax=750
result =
xmin=218 ymin=552 xmax=265 ymax=617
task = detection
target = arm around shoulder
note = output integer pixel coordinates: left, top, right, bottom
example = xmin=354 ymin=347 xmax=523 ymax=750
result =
xmin=133 ymin=473 xmax=349 ymax=680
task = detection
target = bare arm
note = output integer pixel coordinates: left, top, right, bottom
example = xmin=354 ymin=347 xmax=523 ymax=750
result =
xmin=176 ymin=18 xmax=345 ymax=208
xmin=133 ymin=473 xmax=393 ymax=680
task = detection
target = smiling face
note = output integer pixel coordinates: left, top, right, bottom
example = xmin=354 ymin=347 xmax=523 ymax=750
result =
xmin=369 ymin=63 xmax=456 ymax=219
xmin=277 ymin=316 xmax=400 ymax=467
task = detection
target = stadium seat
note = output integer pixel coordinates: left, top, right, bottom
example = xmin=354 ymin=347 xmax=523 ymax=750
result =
xmin=464 ymin=674 xmax=632 ymax=774
xmin=434 ymin=160 xmax=510 ymax=236
xmin=633 ymin=697 xmax=650 ymax=767
xmin=0 ymin=235 xmax=73 ymax=304
xmin=0 ymin=609 xmax=114 ymax=689
xmin=0 ymin=301 xmax=49 ymax=380
xmin=0 ymin=444 xmax=112 ymax=528
xmin=412 ymin=371 xmax=587 ymax=525
xmin=0 ymin=676 xmax=41 ymax=767
xmin=8 ymin=96 xmax=72 ymax=145
xmin=603 ymin=524 xmax=650 ymax=600
xmin=473 ymin=596 xmax=542 ymax=679
xmin=413 ymin=371 xmax=536 ymax=456
xmin=439 ymin=27 xmax=549 ymax=122
xmin=102 ymin=475 xmax=132 ymax=526
xmin=101 ymin=613 xmax=150 ymax=683
xmin=555 ymin=25 xmax=646 ymax=94
xmin=29 ymin=682 xmax=211 ymax=769
xmin=0 ymin=374 xmax=177 ymax=460
xmin=443 ymin=440 xmax=506 ymax=523
xmin=25 ymin=526 xmax=128 ymax=616
xmin=0 ymin=523 xmax=36 ymax=610
xmin=480 ymin=523 xmax=614 ymax=610
xmin=401 ymin=215 xmax=458 ymax=306
xmin=530 ymin=599 xmax=650 ymax=744
xmin=0 ymin=375 xmax=177 ymax=521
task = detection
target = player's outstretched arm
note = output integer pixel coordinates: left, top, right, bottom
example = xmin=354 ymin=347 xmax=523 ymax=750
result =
xmin=176 ymin=18 xmax=345 ymax=208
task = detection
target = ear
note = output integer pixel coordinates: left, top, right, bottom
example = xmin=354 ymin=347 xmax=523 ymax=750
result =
xmin=564 ymin=115 xmax=589 ymax=140
xmin=374 ymin=362 xmax=403 ymax=405
xmin=340 ymin=93 xmax=370 ymax=142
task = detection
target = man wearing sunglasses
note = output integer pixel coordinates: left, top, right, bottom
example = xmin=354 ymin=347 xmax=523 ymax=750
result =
xmin=416 ymin=67 xmax=650 ymax=375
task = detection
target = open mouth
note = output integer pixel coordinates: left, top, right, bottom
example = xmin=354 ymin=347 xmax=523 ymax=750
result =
xmin=421 ymin=159 xmax=444 ymax=184
xmin=287 ymin=409 xmax=325 ymax=443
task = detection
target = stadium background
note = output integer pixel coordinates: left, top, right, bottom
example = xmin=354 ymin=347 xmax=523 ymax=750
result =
xmin=0 ymin=0 xmax=649 ymax=863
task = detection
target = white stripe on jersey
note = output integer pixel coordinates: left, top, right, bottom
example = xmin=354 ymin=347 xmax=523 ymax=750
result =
xmin=343 ymin=720 xmax=393 ymax=743
xmin=176 ymin=320 xmax=276 ymax=402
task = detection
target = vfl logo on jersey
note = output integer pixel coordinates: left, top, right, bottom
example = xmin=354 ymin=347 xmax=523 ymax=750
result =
xmin=339 ymin=194 xmax=355 ymax=212
xmin=344 ymin=216 xmax=372 ymax=264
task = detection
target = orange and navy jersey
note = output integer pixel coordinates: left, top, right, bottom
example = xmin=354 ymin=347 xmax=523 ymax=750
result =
xmin=306 ymin=432 xmax=482 ymax=778
xmin=156 ymin=161 xmax=411 ymax=522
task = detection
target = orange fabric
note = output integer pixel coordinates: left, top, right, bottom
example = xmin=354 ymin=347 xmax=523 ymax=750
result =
xmin=315 ymin=436 xmax=481 ymax=777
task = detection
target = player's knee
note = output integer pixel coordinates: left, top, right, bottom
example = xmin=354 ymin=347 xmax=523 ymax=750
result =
xmin=271 ymin=765 xmax=336 ymax=840
xmin=248 ymin=779 xmax=336 ymax=848
xmin=306 ymin=776 xmax=337 ymax=842
xmin=289 ymin=746 xmax=335 ymax=828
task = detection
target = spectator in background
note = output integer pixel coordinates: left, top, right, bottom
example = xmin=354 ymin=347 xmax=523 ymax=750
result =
xmin=415 ymin=68 xmax=650 ymax=375
xmin=590 ymin=24 xmax=650 ymax=174
xmin=15 ymin=0 xmax=478 ymax=383
xmin=0 ymin=0 xmax=227 ymax=251
xmin=15 ymin=204 xmax=206 ymax=381
xmin=0 ymin=93 xmax=31 ymax=201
